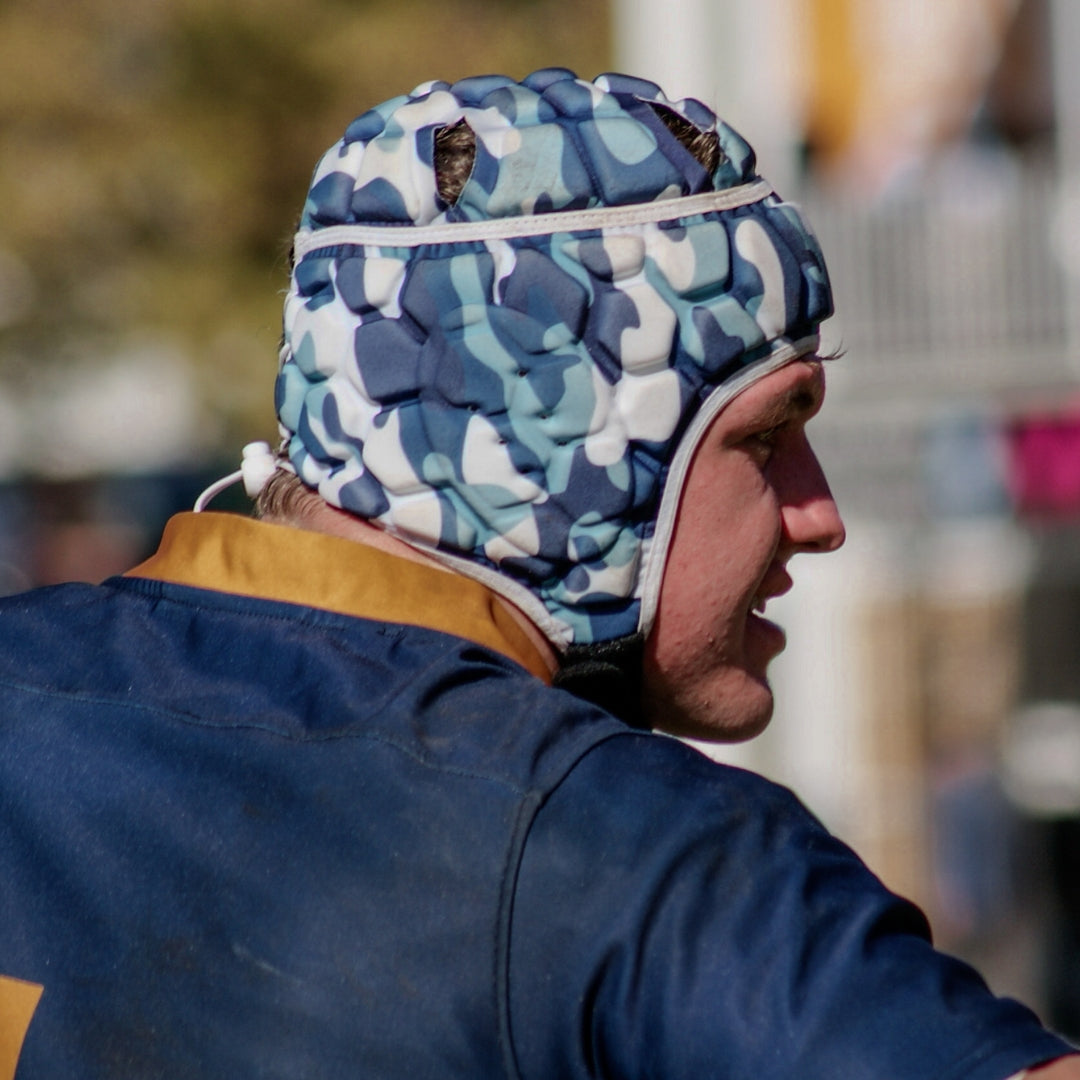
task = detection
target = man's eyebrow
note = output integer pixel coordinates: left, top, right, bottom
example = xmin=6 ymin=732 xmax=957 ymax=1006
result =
xmin=755 ymin=372 xmax=825 ymax=429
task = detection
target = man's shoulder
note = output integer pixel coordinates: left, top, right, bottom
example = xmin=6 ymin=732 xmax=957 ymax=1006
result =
xmin=0 ymin=579 xmax=126 ymax=685
xmin=538 ymin=727 xmax=818 ymax=835
xmin=0 ymin=571 xmax=629 ymax=797
xmin=509 ymin=733 xmax=1074 ymax=1080
xmin=522 ymin=729 xmax=834 ymax=902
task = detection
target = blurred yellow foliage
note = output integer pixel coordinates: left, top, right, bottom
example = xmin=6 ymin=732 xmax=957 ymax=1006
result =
xmin=0 ymin=0 xmax=610 ymax=449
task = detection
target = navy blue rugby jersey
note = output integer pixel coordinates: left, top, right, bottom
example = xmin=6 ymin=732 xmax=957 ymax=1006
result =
xmin=0 ymin=513 xmax=1070 ymax=1079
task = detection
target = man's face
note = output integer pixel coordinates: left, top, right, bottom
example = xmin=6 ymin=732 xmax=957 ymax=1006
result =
xmin=642 ymin=359 xmax=845 ymax=742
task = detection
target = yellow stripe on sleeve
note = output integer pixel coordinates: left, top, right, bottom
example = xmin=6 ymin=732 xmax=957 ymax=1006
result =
xmin=0 ymin=975 xmax=42 ymax=1080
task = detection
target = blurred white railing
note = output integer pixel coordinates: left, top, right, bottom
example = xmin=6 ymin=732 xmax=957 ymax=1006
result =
xmin=799 ymin=154 xmax=1080 ymax=522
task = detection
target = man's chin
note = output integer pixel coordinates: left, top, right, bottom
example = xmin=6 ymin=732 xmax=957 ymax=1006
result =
xmin=691 ymin=706 xmax=773 ymax=744
xmin=644 ymin=678 xmax=775 ymax=744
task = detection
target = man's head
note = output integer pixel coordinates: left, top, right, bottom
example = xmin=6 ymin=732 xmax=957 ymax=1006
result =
xmin=268 ymin=68 xmax=841 ymax=738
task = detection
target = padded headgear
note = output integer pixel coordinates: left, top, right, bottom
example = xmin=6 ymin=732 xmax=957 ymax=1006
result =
xmin=277 ymin=69 xmax=832 ymax=646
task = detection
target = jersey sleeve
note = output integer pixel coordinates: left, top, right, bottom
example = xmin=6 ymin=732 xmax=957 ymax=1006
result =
xmin=507 ymin=732 xmax=1074 ymax=1080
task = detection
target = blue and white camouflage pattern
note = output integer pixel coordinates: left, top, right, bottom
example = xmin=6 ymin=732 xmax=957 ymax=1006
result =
xmin=276 ymin=68 xmax=833 ymax=646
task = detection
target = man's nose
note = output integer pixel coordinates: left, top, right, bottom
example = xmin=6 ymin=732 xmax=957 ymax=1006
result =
xmin=785 ymin=490 xmax=846 ymax=553
xmin=779 ymin=442 xmax=846 ymax=554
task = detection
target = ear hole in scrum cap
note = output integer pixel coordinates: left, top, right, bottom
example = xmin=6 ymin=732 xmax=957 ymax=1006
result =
xmin=646 ymin=102 xmax=723 ymax=177
xmin=432 ymin=86 xmax=724 ymax=222
xmin=434 ymin=120 xmax=477 ymax=208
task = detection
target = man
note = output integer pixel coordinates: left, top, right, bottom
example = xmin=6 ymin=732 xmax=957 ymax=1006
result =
xmin=0 ymin=69 xmax=1074 ymax=1078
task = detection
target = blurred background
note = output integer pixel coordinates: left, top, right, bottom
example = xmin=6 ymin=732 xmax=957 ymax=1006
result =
xmin=2 ymin=0 xmax=1079 ymax=1041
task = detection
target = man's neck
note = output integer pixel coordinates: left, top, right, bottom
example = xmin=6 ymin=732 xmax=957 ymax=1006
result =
xmin=262 ymin=501 xmax=560 ymax=678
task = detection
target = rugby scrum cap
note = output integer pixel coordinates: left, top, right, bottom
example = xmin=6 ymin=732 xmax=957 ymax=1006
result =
xmin=275 ymin=68 xmax=833 ymax=649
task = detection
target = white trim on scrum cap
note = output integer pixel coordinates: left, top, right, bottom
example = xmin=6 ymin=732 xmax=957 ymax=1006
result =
xmin=292 ymin=181 xmax=775 ymax=256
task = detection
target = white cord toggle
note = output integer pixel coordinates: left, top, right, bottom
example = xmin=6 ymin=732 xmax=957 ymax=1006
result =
xmin=193 ymin=441 xmax=278 ymax=512
xmin=240 ymin=440 xmax=278 ymax=497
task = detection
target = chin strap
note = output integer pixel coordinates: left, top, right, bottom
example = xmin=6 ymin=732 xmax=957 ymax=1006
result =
xmin=553 ymin=633 xmax=647 ymax=728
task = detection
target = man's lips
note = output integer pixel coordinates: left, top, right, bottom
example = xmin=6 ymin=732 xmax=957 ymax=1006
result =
xmin=747 ymin=566 xmax=792 ymax=662
xmin=750 ymin=565 xmax=793 ymax=616
xmin=746 ymin=606 xmax=787 ymax=660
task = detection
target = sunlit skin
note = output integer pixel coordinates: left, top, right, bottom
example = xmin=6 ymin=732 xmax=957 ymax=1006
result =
xmin=642 ymin=358 xmax=846 ymax=742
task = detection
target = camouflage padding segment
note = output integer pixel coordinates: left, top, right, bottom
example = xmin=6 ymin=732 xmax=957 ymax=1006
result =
xmin=277 ymin=69 xmax=833 ymax=646
xmin=301 ymin=69 xmax=756 ymax=227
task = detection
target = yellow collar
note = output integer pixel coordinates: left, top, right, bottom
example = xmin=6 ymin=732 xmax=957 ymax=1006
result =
xmin=126 ymin=513 xmax=552 ymax=682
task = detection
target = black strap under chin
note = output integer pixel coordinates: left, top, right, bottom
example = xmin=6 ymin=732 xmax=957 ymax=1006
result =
xmin=552 ymin=633 xmax=647 ymax=728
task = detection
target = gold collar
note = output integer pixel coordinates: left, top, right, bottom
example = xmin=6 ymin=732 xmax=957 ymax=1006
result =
xmin=126 ymin=513 xmax=552 ymax=682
